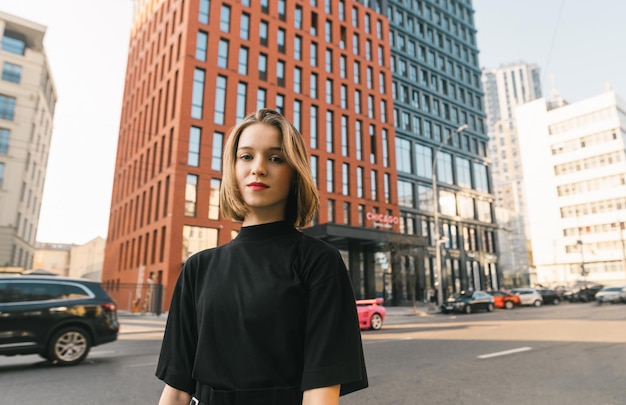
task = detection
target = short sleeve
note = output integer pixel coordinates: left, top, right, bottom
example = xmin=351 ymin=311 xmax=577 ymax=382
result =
xmin=299 ymin=247 xmax=368 ymax=395
xmin=155 ymin=261 xmax=198 ymax=394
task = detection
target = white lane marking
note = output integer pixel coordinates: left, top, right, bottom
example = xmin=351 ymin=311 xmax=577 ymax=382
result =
xmin=477 ymin=347 xmax=532 ymax=359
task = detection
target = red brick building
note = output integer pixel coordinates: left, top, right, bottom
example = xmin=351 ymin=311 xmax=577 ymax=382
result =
xmin=102 ymin=0 xmax=425 ymax=311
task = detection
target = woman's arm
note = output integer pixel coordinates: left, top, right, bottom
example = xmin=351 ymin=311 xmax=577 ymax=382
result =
xmin=158 ymin=384 xmax=192 ymax=405
xmin=302 ymin=385 xmax=341 ymax=405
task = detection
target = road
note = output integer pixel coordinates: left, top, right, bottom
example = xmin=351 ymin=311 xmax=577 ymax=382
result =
xmin=1 ymin=303 xmax=625 ymax=404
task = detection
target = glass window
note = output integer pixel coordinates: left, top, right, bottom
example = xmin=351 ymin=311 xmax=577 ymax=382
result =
xmin=211 ymin=132 xmax=223 ymax=171
xmin=236 ymin=82 xmax=247 ymax=122
xmin=258 ymin=53 xmax=267 ymax=80
xmin=2 ymin=62 xmax=22 ymax=83
xmin=238 ymin=47 xmax=248 ymax=75
xmin=220 ymin=5 xmax=231 ymax=32
xmin=436 ymin=151 xmax=453 ymax=184
xmin=415 ymin=144 xmax=432 ymax=178
xmin=398 ymin=180 xmax=413 ymax=207
xmin=310 ymin=105 xmax=318 ymax=149
xmin=191 ymin=69 xmax=205 ymax=119
xmin=185 ymin=174 xmax=199 ymax=216
xmin=370 ymin=170 xmax=377 ymax=200
xmin=355 ymin=121 xmax=362 ymax=160
xmin=395 ymin=138 xmax=411 ymax=173
xmin=278 ymin=29 xmax=286 ymax=53
xmin=294 ymin=35 xmax=302 ymax=60
xmin=327 ymin=159 xmax=334 ymax=193
xmin=256 ymin=88 xmax=266 ymax=110
xmin=188 ymin=126 xmax=201 ymax=167
xmin=310 ymin=73 xmax=318 ymax=98
xmin=293 ymin=100 xmax=301 ymax=131
xmin=0 ymin=128 xmax=9 ymax=154
xmin=208 ymin=179 xmax=221 ymax=219
xmin=199 ymin=0 xmax=210 ymax=24
xmin=214 ymin=75 xmax=227 ymax=124
xmin=357 ymin=167 xmax=364 ymax=198
xmin=473 ymin=162 xmax=489 ymax=192
xmin=455 ymin=157 xmax=472 ymax=188
xmin=310 ymin=42 xmax=318 ymax=66
xmin=240 ymin=13 xmax=250 ymax=39
xmin=341 ymin=115 xmax=348 ymax=156
xmin=217 ymin=39 xmax=229 ymax=68
xmin=342 ymin=163 xmax=349 ymax=194
xmin=326 ymin=110 xmax=334 ymax=153
xmin=260 ymin=21 xmax=269 ymax=46
xmin=276 ymin=60 xmax=285 ymax=86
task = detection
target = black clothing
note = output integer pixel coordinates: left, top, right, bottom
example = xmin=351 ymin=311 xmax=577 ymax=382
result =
xmin=156 ymin=221 xmax=367 ymax=403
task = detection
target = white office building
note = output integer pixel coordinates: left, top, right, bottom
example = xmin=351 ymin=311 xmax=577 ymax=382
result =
xmin=0 ymin=12 xmax=56 ymax=270
xmin=481 ymin=63 xmax=542 ymax=286
xmin=517 ymin=88 xmax=626 ymax=287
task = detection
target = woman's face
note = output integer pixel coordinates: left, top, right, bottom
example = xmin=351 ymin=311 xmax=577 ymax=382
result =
xmin=235 ymin=123 xmax=295 ymax=226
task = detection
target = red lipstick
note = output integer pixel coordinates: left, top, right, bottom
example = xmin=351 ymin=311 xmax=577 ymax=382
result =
xmin=247 ymin=182 xmax=269 ymax=191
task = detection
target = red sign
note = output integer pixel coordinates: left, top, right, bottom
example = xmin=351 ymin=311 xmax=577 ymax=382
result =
xmin=366 ymin=212 xmax=399 ymax=229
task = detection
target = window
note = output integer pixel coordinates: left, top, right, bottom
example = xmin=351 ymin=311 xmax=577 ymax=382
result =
xmin=342 ymin=163 xmax=349 ymax=194
xmin=217 ymin=39 xmax=229 ymax=68
xmin=294 ymin=35 xmax=302 ymax=60
xmin=208 ymin=179 xmax=221 ymax=219
xmin=310 ymin=73 xmax=318 ymax=98
xmin=188 ymin=127 xmax=201 ymax=167
xmin=310 ymin=42 xmax=318 ymax=66
xmin=294 ymin=67 xmax=302 ymax=93
xmin=326 ymin=110 xmax=334 ymax=152
xmin=310 ymin=106 xmax=318 ymax=149
xmin=219 ymin=5 xmax=231 ymax=32
xmin=185 ymin=174 xmax=199 ymax=216
xmin=455 ymin=157 xmax=471 ymax=187
xmin=191 ymin=69 xmax=205 ymax=119
xmin=415 ymin=145 xmax=432 ymax=178
xmin=325 ymin=79 xmax=333 ymax=104
xmin=276 ymin=60 xmax=285 ymax=87
xmin=0 ymin=128 xmax=9 ymax=154
xmin=370 ymin=170 xmax=377 ymax=200
xmin=199 ymin=0 xmax=210 ymax=24
xmin=240 ymin=13 xmax=250 ymax=40
xmin=355 ymin=120 xmax=362 ymax=160
xmin=473 ymin=162 xmax=489 ymax=192
xmin=2 ymin=62 xmax=22 ymax=83
xmin=260 ymin=21 xmax=269 ymax=46
xmin=436 ymin=151 xmax=454 ymax=184
xmin=295 ymin=6 xmax=303 ymax=29
xmin=211 ymin=132 xmax=223 ymax=171
xmin=396 ymin=138 xmax=411 ymax=173
xmin=398 ymin=180 xmax=413 ymax=207
xmin=357 ymin=167 xmax=364 ymax=198
xmin=293 ymin=100 xmax=302 ymax=130
xmin=341 ymin=115 xmax=348 ymax=156
xmin=214 ymin=75 xmax=227 ymax=124
xmin=278 ymin=29 xmax=286 ymax=53
xmin=310 ymin=155 xmax=318 ymax=186
xmin=325 ymin=49 xmax=333 ymax=73
xmin=236 ymin=82 xmax=247 ymax=122
xmin=238 ymin=47 xmax=248 ymax=75
xmin=258 ymin=53 xmax=267 ymax=80
xmin=256 ymin=88 xmax=266 ymax=110
xmin=327 ymin=159 xmax=334 ymax=192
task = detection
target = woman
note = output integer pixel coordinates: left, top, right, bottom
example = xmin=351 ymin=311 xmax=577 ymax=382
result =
xmin=156 ymin=109 xmax=367 ymax=405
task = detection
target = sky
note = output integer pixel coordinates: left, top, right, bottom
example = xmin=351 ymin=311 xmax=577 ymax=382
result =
xmin=0 ymin=0 xmax=624 ymax=245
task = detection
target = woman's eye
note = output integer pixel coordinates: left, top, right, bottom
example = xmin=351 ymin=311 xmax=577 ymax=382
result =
xmin=269 ymin=156 xmax=284 ymax=163
xmin=239 ymin=154 xmax=252 ymax=160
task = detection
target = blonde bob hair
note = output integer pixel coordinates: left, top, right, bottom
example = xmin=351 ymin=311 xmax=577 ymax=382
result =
xmin=220 ymin=108 xmax=319 ymax=227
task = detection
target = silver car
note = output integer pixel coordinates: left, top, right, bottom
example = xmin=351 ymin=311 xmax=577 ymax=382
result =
xmin=510 ymin=288 xmax=544 ymax=307
xmin=595 ymin=286 xmax=626 ymax=304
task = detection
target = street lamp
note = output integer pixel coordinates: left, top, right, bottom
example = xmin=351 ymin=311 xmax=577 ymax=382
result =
xmin=433 ymin=124 xmax=468 ymax=309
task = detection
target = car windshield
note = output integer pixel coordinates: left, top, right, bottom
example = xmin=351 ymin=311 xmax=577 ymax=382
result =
xmin=453 ymin=291 xmax=473 ymax=299
xmin=602 ymin=287 xmax=622 ymax=292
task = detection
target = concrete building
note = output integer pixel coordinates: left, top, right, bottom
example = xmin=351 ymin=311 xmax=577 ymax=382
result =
xmin=102 ymin=0 xmax=497 ymax=310
xmin=481 ymin=63 xmax=543 ymax=287
xmin=517 ymin=88 xmax=626 ymax=287
xmin=68 ymin=236 xmax=105 ymax=280
xmin=32 ymin=242 xmax=71 ymax=276
xmin=0 ymin=12 xmax=57 ymax=270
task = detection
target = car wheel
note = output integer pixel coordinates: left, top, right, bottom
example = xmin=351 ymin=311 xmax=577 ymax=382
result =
xmin=533 ymin=300 xmax=542 ymax=307
xmin=369 ymin=313 xmax=383 ymax=330
xmin=487 ymin=303 xmax=494 ymax=312
xmin=504 ymin=301 xmax=514 ymax=310
xmin=47 ymin=327 xmax=91 ymax=366
xmin=553 ymin=298 xmax=560 ymax=305
xmin=464 ymin=304 xmax=472 ymax=314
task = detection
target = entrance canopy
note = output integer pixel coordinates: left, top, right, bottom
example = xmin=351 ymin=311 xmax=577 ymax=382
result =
xmin=303 ymin=223 xmax=427 ymax=253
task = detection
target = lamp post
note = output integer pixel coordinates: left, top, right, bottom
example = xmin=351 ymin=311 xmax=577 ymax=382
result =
xmin=433 ymin=124 xmax=468 ymax=309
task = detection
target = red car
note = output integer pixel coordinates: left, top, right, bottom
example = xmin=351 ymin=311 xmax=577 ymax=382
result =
xmin=356 ymin=298 xmax=386 ymax=330
xmin=486 ymin=290 xmax=521 ymax=309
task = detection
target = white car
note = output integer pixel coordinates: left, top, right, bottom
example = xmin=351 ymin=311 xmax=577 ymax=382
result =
xmin=510 ymin=288 xmax=544 ymax=307
xmin=595 ymin=286 xmax=626 ymax=304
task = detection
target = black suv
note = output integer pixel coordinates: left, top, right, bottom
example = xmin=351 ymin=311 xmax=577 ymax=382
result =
xmin=0 ymin=275 xmax=119 ymax=365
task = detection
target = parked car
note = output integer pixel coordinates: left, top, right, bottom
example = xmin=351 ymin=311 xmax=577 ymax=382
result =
xmin=535 ymin=288 xmax=561 ymax=305
xmin=595 ymin=286 xmax=626 ymax=304
xmin=486 ymin=290 xmax=521 ymax=309
xmin=356 ymin=298 xmax=386 ymax=330
xmin=0 ymin=275 xmax=119 ymax=365
xmin=441 ymin=291 xmax=495 ymax=314
xmin=510 ymin=288 xmax=544 ymax=307
xmin=563 ymin=284 xmax=604 ymax=302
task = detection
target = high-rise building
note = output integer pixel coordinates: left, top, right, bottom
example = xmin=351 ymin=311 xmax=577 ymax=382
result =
xmin=0 ymin=12 xmax=57 ymax=270
xmin=481 ymin=63 xmax=542 ymax=286
xmin=516 ymin=88 xmax=626 ymax=287
xmin=102 ymin=0 xmax=498 ymax=310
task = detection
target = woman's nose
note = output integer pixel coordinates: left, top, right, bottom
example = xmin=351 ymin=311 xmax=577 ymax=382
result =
xmin=251 ymin=159 xmax=266 ymax=175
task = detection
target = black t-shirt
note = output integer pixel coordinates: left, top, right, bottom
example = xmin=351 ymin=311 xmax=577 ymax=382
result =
xmin=156 ymin=221 xmax=368 ymax=400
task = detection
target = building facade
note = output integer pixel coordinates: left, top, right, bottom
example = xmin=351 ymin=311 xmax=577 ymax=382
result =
xmin=517 ymin=89 xmax=626 ymax=287
xmin=481 ymin=63 xmax=542 ymax=286
xmin=0 ymin=12 xmax=57 ymax=270
xmin=102 ymin=0 xmax=498 ymax=310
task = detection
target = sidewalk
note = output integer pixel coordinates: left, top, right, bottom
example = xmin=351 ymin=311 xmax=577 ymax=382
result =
xmin=118 ymin=303 xmax=438 ymax=334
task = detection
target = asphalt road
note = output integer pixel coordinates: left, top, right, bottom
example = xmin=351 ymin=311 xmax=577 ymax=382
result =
xmin=1 ymin=302 xmax=624 ymax=404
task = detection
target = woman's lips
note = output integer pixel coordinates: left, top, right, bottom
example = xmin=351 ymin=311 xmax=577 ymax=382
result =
xmin=247 ymin=182 xmax=269 ymax=191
